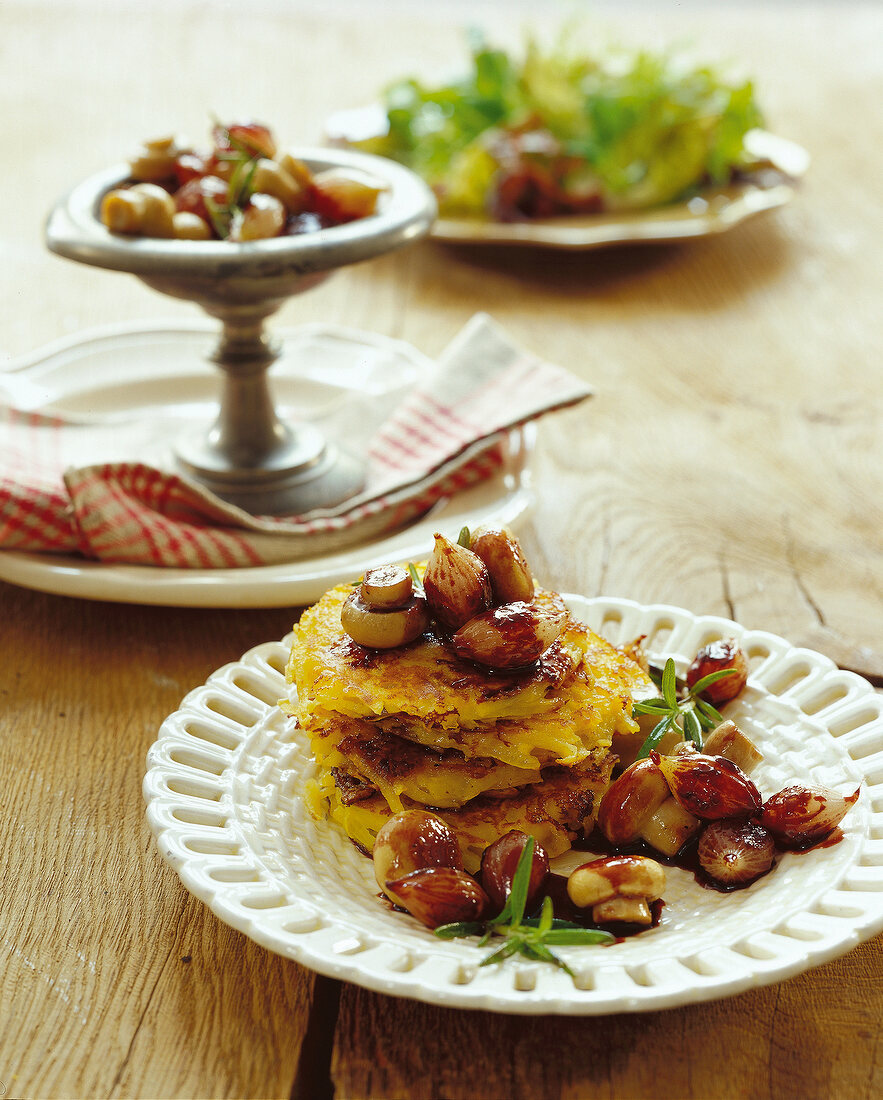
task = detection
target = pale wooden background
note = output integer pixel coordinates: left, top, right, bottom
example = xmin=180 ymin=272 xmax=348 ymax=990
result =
xmin=1 ymin=1 xmax=881 ymax=1098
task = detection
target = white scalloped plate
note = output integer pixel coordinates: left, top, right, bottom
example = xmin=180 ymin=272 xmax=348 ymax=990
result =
xmin=143 ymin=596 xmax=883 ymax=1014
xmin=0 ymin=321 xmax=532 ymax=607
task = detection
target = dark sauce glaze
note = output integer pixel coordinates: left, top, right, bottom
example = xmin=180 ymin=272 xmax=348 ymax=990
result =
xmin=330 ymin=628 xmax=573 ymax=696
xmin=451 ymin=639 xmax=572 ymax=694
xmin=377 ymin=891 xmax=408 ymax=914
xmin=362 ymin=823 xmax=846 ymax=920
xmin=779 ymin=825 xmax=846 ymax=853
xmin=572 ymin=823 xmax=844 ymax=893
xmin=377 ymin=874 xmax=662 ymax=940
xmin=332 ymin=637 xmax=381 ymax=668
xmin=573 ymin=827 xmax=770 ymax=894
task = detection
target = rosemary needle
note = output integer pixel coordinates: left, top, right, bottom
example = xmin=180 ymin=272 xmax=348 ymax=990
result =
xmin=435 ymin=839 xmax=613 ymax=975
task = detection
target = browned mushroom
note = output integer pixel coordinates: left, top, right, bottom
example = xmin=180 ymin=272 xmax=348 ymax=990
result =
xmin=567 ymin=855 xmax=666 ymax=925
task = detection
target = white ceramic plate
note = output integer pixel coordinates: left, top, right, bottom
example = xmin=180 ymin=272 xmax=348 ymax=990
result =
xmin=326 ymin=123 xmax=809 ymax=250
xmin=143 ymin=596 xmax=883 ymax=1015
xmin=0 ymin=321 xmax=532 ymax=607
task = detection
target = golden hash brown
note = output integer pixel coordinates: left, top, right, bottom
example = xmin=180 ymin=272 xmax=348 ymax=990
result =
xmin=291 ymin=583 xmax=579 ymax=723
xmin=305 ymin=713 xmax=543 ymax=811
xmin=305 ymin=753 xmax=615 ymax=872
xmin=286 ymin=566 xmax=651 ymax=868
xmin=287 ymin=580 xmax=651 ymax=767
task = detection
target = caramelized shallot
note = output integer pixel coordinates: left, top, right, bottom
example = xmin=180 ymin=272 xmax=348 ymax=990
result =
xmin=214 ymin=121 xmax=277 ymax=159
xmin=232 ymin=193 xmax=286 ymax=241
xmin=423 ymin=533 xmax=492 ymax=631
xmin=686 ymin=639 xmax=749 ymax=704
xmin=174 ymin=174 xmax=229 ymax=224
xmin=697 ymin=818 xmax=776 ymax=885
xmin=761 ymin=784 xmax=860 ymax=849
xmin=452 ymin=603 xmax=564 ymax=668
xmin=310 ymin=167 xmax=386 ymax=222
xmin=386 ymin=867 xmax=489 ymax=928
xmin=469 ymin=526 xmax=534 ymax=604
xmin=480 ymin=830 xmax=549 ymax=912
xmin=653 ymin=751 xmax=761 ymax=821
xmin=373 ymin=810 xmax=463 ymax=903
xmin=597 ymin=758 xmax=670 ymax=845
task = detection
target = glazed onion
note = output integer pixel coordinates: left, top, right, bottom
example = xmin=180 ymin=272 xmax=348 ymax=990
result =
xmin=385 ymin=867 xmax=489 ymax=928
xmin=761 ymin=784 xmax=860 ymax=848
xmin=697 ymin=818 xmax=776 ymax=886
xmin=469 ymin=526 xmax=534 ymax=604
xmin=686 ymin=639 xmax=749 ymax=704
xmin=653 ymin=751 xmax=762 ymax=821
xmin=479 ymin=830 xmax=549 ymax=913
xmin=597 ymin=758 xmax=671 ymax=846
xmin=373 ymin=810 xmax=463 ymax=903
xmin=422 ymin=533 xmax=492 ymax=631
xmin=452 ymin=602 xmax=565 ymax=668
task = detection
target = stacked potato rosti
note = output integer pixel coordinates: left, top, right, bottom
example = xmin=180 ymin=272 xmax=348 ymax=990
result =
xmin=285 ymin=532 xmax=652 ymax=871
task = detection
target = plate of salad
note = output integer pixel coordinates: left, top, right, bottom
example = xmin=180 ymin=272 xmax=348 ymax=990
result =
xmin=328 ymin=32 xmax=809 ymax=249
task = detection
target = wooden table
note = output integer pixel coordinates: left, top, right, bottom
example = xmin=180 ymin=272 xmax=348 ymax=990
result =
xmin=2 ymin=2 xmax=881 ymax=1097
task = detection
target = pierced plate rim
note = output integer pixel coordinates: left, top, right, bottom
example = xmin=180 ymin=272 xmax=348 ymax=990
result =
xmin=143 ymin=595 xmax=883 ymax=1014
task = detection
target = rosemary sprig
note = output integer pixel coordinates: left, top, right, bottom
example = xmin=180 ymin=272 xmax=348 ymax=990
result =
xmin=203 ymin=195 xmax=233 ymax=240
xmin=227 ymin=154 xmax=259 ymax=209
xmin=434 ymin=838 xmax=613 ymax=975
xmin=201 ymin=118 xmax=261 ymax=236
xmin=633 ymin=657 xmax=737 ymax=758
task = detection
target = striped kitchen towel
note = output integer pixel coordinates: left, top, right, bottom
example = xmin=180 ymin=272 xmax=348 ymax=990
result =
xmin=0 ymin=313 xmax=592 ymax=567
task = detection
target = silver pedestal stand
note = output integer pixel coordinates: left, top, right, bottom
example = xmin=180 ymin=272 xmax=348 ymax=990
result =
xmin=46 ymin=150 xmax=436 ymax=515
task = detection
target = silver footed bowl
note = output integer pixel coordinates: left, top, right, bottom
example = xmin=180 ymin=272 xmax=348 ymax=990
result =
xmin=45 ymin=148 xmax=437 ymax=517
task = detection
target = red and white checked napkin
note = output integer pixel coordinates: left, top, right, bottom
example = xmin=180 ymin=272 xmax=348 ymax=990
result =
xmin=0 ymin=314 xmax=591 ymax=568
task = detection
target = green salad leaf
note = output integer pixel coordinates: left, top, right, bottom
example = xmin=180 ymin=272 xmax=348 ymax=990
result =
xmin=351 ymin=31 xmax=763 ymax=219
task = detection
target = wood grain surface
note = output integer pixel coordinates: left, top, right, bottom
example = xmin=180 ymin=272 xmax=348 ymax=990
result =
xmin=1 ymin=2 xmax=881 ymax=1098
